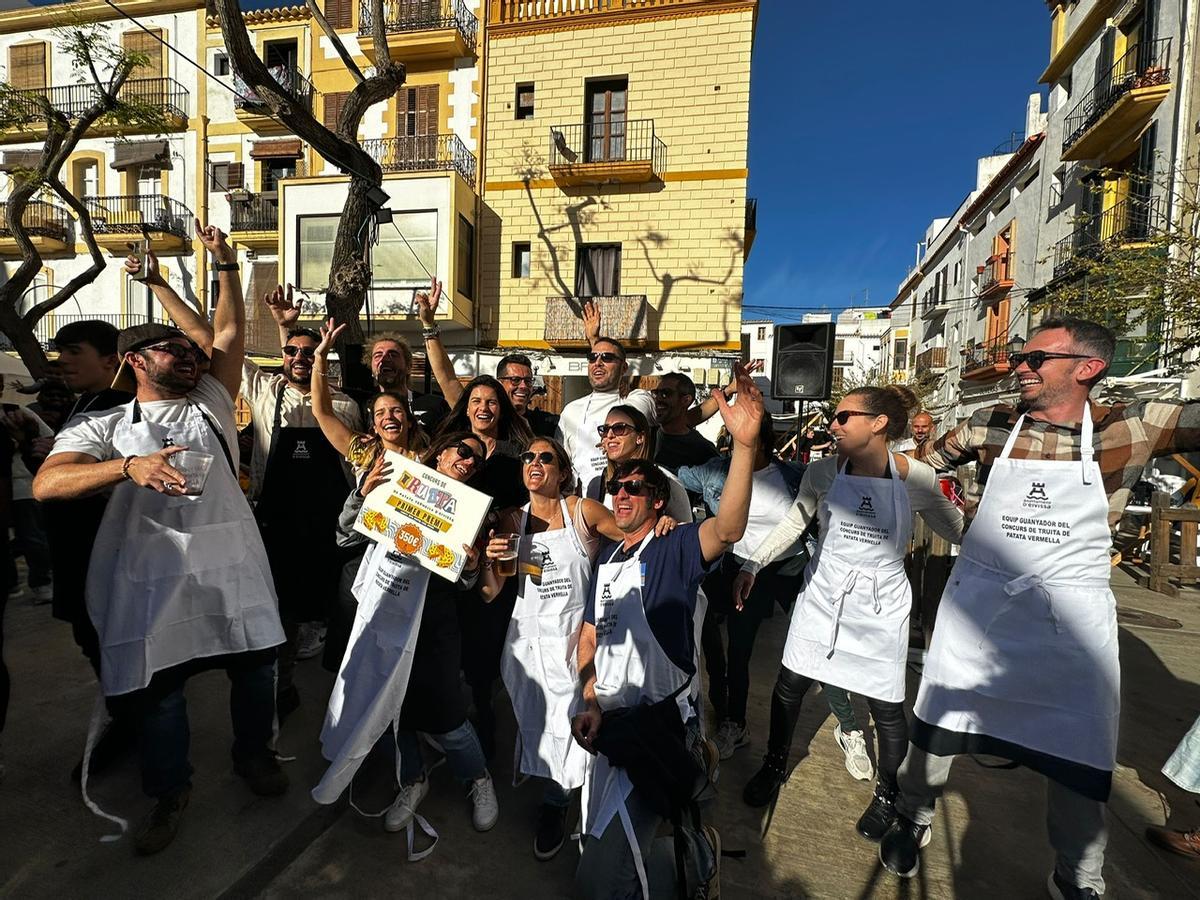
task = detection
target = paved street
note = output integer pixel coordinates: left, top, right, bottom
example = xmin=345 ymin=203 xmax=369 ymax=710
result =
xmin=2 ymin=568 xmax=1199 ymax=899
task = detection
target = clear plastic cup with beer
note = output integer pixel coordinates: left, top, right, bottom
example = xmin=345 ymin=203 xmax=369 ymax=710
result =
xmin=495 ymin=533 xmax=519 ymax=577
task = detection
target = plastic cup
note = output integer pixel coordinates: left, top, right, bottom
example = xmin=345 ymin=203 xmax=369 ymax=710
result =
xmin=495 ymin=533 xmax=519 ymax=577
xmin=172 ymin=450 xmax=215 ymax=495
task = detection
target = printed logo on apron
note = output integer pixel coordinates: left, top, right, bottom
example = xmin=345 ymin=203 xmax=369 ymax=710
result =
xmin=293 ymin=439 xmax=310 ymax=460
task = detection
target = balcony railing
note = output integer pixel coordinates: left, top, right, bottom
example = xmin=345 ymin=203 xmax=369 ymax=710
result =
xmin=1051 ymin=194 xmax=1165 ymax=279
xmin=548 ymin=119 xmax=666 ymax=176
xmin=234 ymin=65 xmax=313 ymax=114
xmin=35 ymin=313 xmax=157 ymax=350
xmin=83 ymin=194 xmax=192 ymax=239
xmin=979 ymin=249 xmax=1014 ymax=297
xmin=360 ymin=0 xmax=478 ymax=53
xmin=1063 ymin=37 xmax=1172 ymax=153
xmin=914 ymin=346 xmax=948 ymax=373
xmin=4 ymin=77 xmax=189 ymax=121
xmin=0 ymin=200 xmax=70 ymax=240
xmin=491 ymin=0 xmax=712 ymax=26
xmin=230 ymin=194 xmax=280 ymax=232
xmin=362 ymin=133 xmax=477 ymax=187
xmin=961 ymin=340 xmax=1011 ymax=375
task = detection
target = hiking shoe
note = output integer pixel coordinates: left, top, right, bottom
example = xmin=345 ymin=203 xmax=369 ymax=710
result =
xmin=134 ymin=787 xmax=190 ymax=856
xmin=856 ymin=781 xmax=897 ymax=843
xmin=714 ymin=720 xmax=750 ymax=761
xmin=1046 ymin=870 xmax=1100 ymax=899
xmin=1145 ymin=824 xmax=1200 ymax=859
xmin=234 ymin=753 xmax=289 ymax=797
xmin=295 ymin=623 xmax=326 ymax=661
xmin=879 ymin=814 xmax=931 ymax=878
xmin=470 ymin=772 xmax=499 ymax=831
xmin=700 ymin=824 xmax=721 ymax=899
xmin=742 ymin=748 xmax=788 ymax=807
xmin=534 ymin=802 xmax=568 ymax=860
xmin=384 ymin=777 xmax=430 ymax=833
xmin=834 ymin=724 xmax=874 ymax=782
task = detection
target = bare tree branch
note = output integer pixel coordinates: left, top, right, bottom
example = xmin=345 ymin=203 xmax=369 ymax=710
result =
xmin=306 ymin=0 xmax=365 ymax=85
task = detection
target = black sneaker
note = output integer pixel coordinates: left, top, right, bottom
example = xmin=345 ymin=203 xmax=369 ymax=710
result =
xmin=234 ymin=753 xmax=289 ymax=797
xmin=1047 ymin=870 xmax=1100 ymax=900
xmin=533 ymin=802 xmax=568 ymax=861
xmin=134 ymin=787 xmax=191 ymax=856
xmin=879 ymin=813 xmax=931 ymax=878
xmin=856 ymin=782 xmax=897 ymax=843
xmin=742 ymin=749 xmax=788 ymax=807
xmin=276 ymin=685 xmax=300 ymax=723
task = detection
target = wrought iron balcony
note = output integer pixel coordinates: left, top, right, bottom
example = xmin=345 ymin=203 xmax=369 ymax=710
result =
xmin=1051 ymin=194 xmax=1165 ymax=279
xmin=36 ymin=313 xmax=157 ymax=350
xmin=914 ymin=346 xmax=948 ymax=374
xmin=491 ymin=0 xmax=718 ymax=27
xmin=961 ymin=339 xmax=1013 ymax=380
xmin=359 ymin=0 xmax=478 ymax=57
xmin=0 ymin=199 xmax=70 ymax=240
xmin=230 ymin=194 xmax=280 ymax=233
xmin=362 ymin=133 xmax=477 ymax=187
xmin=234 ymin=65 xmax=313 ymax=114
xmin=1062 ymin=37 xmax=1172 ymax=156
xmin=547 ymin=119 xmax=666 ymax=185
xmin=3 ymin=77 xmax=189 ymax=122
xmin=978 ymin=249 xmax=1014 ymax=299
xmin=84 ymin=194 xmax=190 ymax=239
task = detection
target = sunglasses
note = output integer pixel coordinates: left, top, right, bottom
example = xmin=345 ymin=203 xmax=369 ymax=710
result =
xmin=606 ymin=478 xmax=650 ymax=497
xmin=499 ymin=375 xmax=534 ymax=386
xmin=453 ymin=442 xmax=483 ymax=464
xmin=651 ymin=388 xmax=678 ymax=398
xmin=141 ymin=342 xmax=198 ymax=360
xmin=597 ymin=422 xmax=640 ymax=437
xmin=587 ymin=351 xmax=623 ymax=364
xmin=520 ymin=450 xmax=557 ymax=466
xmin=1008 ymin=350 xmax=1091 ymax=371
xmin=831 ymin=410 xmax=876 ymax=426
xmin=283 ymin=345 xmax=317 ymax=359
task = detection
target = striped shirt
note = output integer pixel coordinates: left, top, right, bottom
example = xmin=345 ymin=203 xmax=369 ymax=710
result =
xmin=917 ymin=399 xmax=1200 ymax=527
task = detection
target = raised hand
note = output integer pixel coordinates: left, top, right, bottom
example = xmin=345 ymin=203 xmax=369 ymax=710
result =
xmin=124 ymin=246 xmax=164 ymax=286
xmin=714 ymin=361 xmax=764 ymax=448
xmin=360 ymin=453 xmax=393 ymax=497
xmin=315 ymin=317 xmax=348 ymax=359
xmin=264 ymin=284 xmax=303 ymax=327
xmin=414 ymin=276 xmax=442 ymax=327
xmin=194 ymin=218 xmax=233 ymax=263
xmin=581 ymin=298 xmax=601 ymax=346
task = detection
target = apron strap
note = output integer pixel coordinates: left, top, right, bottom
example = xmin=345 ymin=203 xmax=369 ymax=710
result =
xmin=131 ymin=398 xmax=236 ymax=478
xmin=259 ymin=386 xmax=289 ymax=495
xmin=1000 ymin=405 xmax=1095 ymax=485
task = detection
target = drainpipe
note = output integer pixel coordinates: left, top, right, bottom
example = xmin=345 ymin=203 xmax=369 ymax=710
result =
xmin=1169 ymin=0 xmax=1197 ymax=392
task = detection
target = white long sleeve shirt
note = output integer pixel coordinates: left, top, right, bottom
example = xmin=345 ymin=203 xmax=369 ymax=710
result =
xmin=556 ymin=388 xmax=657 ymax=487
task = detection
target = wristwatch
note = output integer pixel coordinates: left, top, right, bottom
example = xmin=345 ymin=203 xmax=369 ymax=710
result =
xmin=214 ymin=261 xmax=239 ymax=271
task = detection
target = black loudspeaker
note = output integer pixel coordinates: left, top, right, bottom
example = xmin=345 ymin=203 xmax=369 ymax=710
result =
xmin=771 ymin=322 xmax=836 ymax=400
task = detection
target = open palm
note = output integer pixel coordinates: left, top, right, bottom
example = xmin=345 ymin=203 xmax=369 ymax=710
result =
xmin=715 ymin=362 xmax=763 ymax=446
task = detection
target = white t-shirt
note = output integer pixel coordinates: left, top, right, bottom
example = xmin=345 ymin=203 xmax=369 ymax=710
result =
xmin=733 ymin=463 xmax=803 ymax=561
xmin=556 ymin=388 xmax=657 ymax=486
xmin=50 ymin=375 xmax=239 ymax=467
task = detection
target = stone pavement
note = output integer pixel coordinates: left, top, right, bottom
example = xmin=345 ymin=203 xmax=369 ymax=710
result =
xmin=1 ymin=568 xmax=1199 ymax=899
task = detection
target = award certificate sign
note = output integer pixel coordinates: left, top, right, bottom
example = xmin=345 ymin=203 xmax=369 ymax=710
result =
xmin=353 ymin=450 xmax=491 ymax=581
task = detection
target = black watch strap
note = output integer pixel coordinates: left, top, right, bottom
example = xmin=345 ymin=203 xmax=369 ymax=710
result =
xmin=214 ymin=261 xmax=239 ymax=271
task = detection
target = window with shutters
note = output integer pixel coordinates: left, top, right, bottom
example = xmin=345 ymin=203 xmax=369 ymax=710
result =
xmin=373 ymin=210 xmax=437 ymax=290
xmin=214 ymin=52 xmax=230 ymax=77
xmin=261 ymin=160 xmax=295 ymax=193
xmin=756 ymin=326 xmax=766 ymax=341
xmin=456 ymin=215 xmax=474 ymax=300
xmin=122 ymin=29 xmax=164 ymax=80
xmin=892 ymin=338 xmax=908 ymax=372
xmin=323 ymin=91 xmax=349 ymax=131
xmin=210 ymin=161 xmax=244 ymax=192
xmin=325 ymin=0 xmax=352 ymax=30
xmin=584 ymin=78 xmax=628 ymax=163
xmin=834 ymin=338 xmax=846 ymax=362
xmin=8 ymin=43 xmax=47 ymax=91
xmin=396 ymin=85 xmax=440 ymax=165
xmin=515 ymin=83 xmax=534 ymax=120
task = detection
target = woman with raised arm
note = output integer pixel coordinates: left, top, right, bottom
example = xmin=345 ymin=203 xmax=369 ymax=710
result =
xmin=737 ymin=385 xmax=964 ymax=846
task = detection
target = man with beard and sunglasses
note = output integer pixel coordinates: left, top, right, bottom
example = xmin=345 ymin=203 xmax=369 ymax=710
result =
xmin=879 ymin=318 xmax=1200 ymax=900
xmin=34 ymin=222 xmax=287 ymax=855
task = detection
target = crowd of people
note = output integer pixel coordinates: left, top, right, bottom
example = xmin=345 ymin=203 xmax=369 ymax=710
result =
xmin=0 ymin=221 xmax=1199 ymax=898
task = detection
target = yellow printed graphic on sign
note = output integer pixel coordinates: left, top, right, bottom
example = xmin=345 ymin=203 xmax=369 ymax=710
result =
xmin=386 ymin=493 xmax=452 ymax=533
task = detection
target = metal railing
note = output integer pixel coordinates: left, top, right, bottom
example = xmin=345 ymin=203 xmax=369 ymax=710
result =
xmin=979 ymin=249 xmax=1014 ymax=296
xmin=915 ymin=346 xmax=948 ymax=373
xmin=360 ymin=0 xmax=478 ymax=52
xmin=230 ymin=194 xmax=280 ymax=232
xmin=1051 ymin=194 xmax=1165 ymax=278
xmin=990 ymin=130 xmax=1026 ymax=155
xmin=0 ymin=200 xmax=70 ymax=239
xmin=4 ymin=77 xmax=189 ymax=121
xmin=961 ymin=340 xmax=1011 ymax=374
xmin=34 ymin=312 xmax=157 ymax=349
xmin=548 ymin=119 xmax=666 ymax=177
xmin=491 ymin=0 xmax=710 ymax=25
xmin=82 ymin=194 xmax=192 ymax=239
xmin=362 ymin=133 xmax=477 ymax=187
xmin=234 ymin=65 xmax=314 ymax=113
xmin=1063 ymin=37 xmax=1172 ymax=152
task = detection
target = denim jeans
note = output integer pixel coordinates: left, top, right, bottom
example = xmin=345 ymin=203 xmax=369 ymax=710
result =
xmin=108 ymin=648 xmax=277 ymax=798
xmin=397 ymin=720 xmax=488 ymax=785
xmin=543 ymin=777 xmax=573 ymax=808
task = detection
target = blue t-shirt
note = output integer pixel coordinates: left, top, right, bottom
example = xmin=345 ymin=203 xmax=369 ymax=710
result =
xmin=584 ymin=523 xmax=714 ymax=675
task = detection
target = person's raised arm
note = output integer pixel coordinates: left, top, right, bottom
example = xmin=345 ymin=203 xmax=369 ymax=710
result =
xmin=698 ymin=362 xmax=763 ymax=562
xmin=571 ymin=621 xmax=601 ymax=754
xmin=311 ymin=318 xmax=355 ymax=457
xmin=684 ymin=360 xmax=765 ymax=428
xmin=416 ymin=277 xmax=464 ymax=407
xmin=195 ymin=220 xmax=244 ymax=399
xmin=263 ymin=283 xmax=304 ymax=350
xmin=582 ymin=299 xmax=601 ymax=349
xmin=125 ymin=248 xmax=214 ymax=356
xmin=34 ymin=446 xmax=188 ymax=501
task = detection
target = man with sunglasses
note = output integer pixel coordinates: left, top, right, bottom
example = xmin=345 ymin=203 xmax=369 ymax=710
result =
xmin=35 ymin=221 xmax=287 ymax=855
xmin=572 ymin=363 xmax=764 ymax=900
xmin=881 ymin=318 xmax=1200 ymax=900
xmin=653 ymin=373 xmax=718 ymax=474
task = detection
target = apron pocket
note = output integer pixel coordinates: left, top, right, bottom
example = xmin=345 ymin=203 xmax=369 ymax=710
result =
xmin=127 ymin=520 xmax=250 ymax=581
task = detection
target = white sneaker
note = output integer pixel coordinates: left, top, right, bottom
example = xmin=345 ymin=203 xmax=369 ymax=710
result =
xmin=834 ymin=724 xmax=874 ymax=782
xmin=469 ymin=772 xmax=499 ymax=831
xmin=295 ymin=623 xmax=326 ymax=661
xmin=384 ymin=777 xmax=430 ymax=832
xmin=714 ymin=720 xmax=749 ymax=761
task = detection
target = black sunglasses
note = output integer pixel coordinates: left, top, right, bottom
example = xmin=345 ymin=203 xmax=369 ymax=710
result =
xmin=587 ymin=351 xmax=623 ymax=364
xmin=1008 ymin=350 xmax=1090 ymax=371
xmin=283 ymin=345 xmax=317 ymax=359
xmin=606 ymin=478 xmax=650 ymax=497
xmin=520 ymin=450 xmax=557 ymax=466
xmin=453 ymin=442 xmax=483 ymax=463
xmin=597 ymin=422 xmax=640 ymax=437
xmin=141 ymin=342 xmax=199 ymax=360
xmin=499 ymin=375 xmax=534 ymax=386
xmin=831 ymin=410 xmax=876 ymax=426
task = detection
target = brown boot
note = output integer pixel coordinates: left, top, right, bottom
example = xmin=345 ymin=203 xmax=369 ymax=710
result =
xmin=134 ymin=787 xmax=191 ymax=856
xmin=1146 ymin=825 xmax=1200 ymax=859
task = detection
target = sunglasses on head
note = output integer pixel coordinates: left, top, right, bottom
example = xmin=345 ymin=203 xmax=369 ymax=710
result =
xmin=831 ymin=410 xmax=876 ymax=426
xmin=587 ymin=351 xmax=623 ymax=364
xmin=283 ymin=345 xmax=317 ymax=359
xmin=1008 ymin=350 xmax=1090 ymax=371
xmin=499 ymin=375 xmax=534 ymax=386
xmin=597 ymin=422 xmax=640 ymax=437
xmin=605 ymin=478 xmax=650 ymax=497
xmin=141 ymin=342 xmax=198 ymax=360
xmin=453 ymin=442 xmax=483 ymax=464
xmin=520 ymin=450 xmax=557 ymax=466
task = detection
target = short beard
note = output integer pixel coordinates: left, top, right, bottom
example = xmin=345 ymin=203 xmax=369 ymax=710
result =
xmin=147 ymin=367 xmax=196 ymax=394
xmin=285 ymin=368 xmax=311 ymax=387
xmin=591 ymin=374 xmax=620 ymax=393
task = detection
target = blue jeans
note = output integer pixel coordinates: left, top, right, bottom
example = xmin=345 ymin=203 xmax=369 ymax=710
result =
xmin=543 ymin=778 xmax=572 ymax=808
xmin=397 ymin=720 xmax=488 ymax=785
xmin=109 ymin=648 xmax=277 ymax=798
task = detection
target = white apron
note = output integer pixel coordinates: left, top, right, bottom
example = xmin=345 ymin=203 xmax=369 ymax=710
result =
xmin=501 ymin=500 xmax=592 ymax=791
xmin=312 ymin=542 xmax=431 ymax=804
xmin=582 ymin=532 xmax=691 ymax=899
xmin=781 ymin=454 xmax=912 ymax=702
xmin=915 ymin=404 xmax=1119 ymax=772
xmin=86 ymin=399 xmax=284 ymax=697
xmin=574 ymin=395 xmax=610 ymax=486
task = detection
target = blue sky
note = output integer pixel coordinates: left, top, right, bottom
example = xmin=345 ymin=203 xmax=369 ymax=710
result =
xmin=744 ymin=2 xmax=1050 ymax=322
